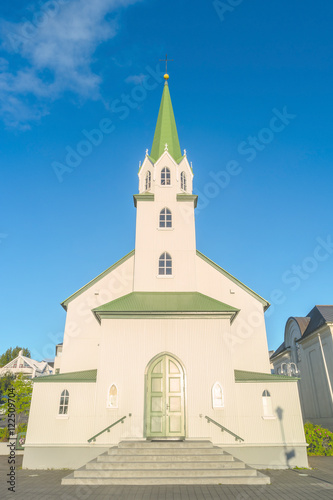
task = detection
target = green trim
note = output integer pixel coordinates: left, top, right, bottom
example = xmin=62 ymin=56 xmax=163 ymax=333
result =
xmin=150 ymin=82 xmax=182 ymax=164
xmin=33 ymin=369 xmax=97 ymax=383
xmin=61 ymin=250 xmax=135 ymax=310
xmin=133 ymin=193 xmax=155 ymax=207
xmin=177 ymin=194 xmax=198 ymax=208
xmin=196 ymin=251 xmax=270 ymax=311
xmin=234 ymin=369 xmax=299 ymax=383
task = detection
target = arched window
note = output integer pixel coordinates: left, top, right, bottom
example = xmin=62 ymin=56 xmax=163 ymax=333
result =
xmin=262 ymin=390 xmax=273 ymax=417
xmin=158 ymin=252 xmax=172 ymax=275
xmin=107 ymin=384 xmax=118 ymax=408
xmin=212 ymin=382 xmax=224 ymax=408
xmin=161 ymin=167 xmax=171 ymax=185
xmin=59 ymin=390 xmax=69 ymax=415
xmin=159 ymin=208 xmax=172 ymax=228
xmin=145 ymin=171 xmax=151 ymax=191
xmin=180 ymin=171 xmax=187 ymax=191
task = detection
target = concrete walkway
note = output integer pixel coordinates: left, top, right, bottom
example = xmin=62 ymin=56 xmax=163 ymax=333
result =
xmin=1 ymin=456 xmax=332 ymax=500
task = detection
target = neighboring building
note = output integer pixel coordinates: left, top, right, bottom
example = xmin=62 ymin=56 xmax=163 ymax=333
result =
xmin=0 ymin=350 xmax=53 ymax=379
xmin=271 ymin=306 xmax=333 ymax=431
xmin=23 ymin=75 xmax=308 ymax=472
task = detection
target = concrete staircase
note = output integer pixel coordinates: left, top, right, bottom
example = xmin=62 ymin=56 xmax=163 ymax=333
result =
xmin=62 ymin=440 xmax=270 ymax=485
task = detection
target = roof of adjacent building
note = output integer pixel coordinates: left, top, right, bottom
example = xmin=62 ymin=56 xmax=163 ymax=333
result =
xmin=33 ymin=369 xmax=97 ymax=383
xmin=93 ymin=292 xmax=239 ymax=321
xmin=0 ymin=352 xmax=52 ymax=374
xmin=150 ymin=81 xmax=183 ymax=164
xmin=270 ymin=305 xmax=333 ymax=360
xmin=235 ymin=369 xmax=298 ymax=382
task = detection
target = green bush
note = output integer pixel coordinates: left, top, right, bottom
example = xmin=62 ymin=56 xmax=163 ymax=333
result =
xmin=304 ymin=422 xmax=333 ymax=456
xmin=16 ymin=423 xmax=27 ymax=434
xmin=0 ymin=427 xmax=10 ymax=442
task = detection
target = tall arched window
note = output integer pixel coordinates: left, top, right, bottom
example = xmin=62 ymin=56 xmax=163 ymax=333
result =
xmin=212 ymin=382 xmax=224 ymax=408
xmin=161 ymin=167 xmax=171 ymax=185
xmin=180 ymin=171 xmax=187 ymax=191
xmin=145 ymin=171 xmax=151 ymax=191
xmin=158 ymin=252 xmax=172 ymax=275
xmin=107 ymin=384 xmax=118 ymax=408
xmin=159 ymin=208 xmax=172 ymax=228
xmin=262 ymin=390 xmax=273 ymax=417
xmin=59 ymin=390 xmax=69 ymax=415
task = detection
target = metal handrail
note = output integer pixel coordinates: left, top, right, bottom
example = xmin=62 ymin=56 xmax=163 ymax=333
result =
xmin=88 ymin=416 xmax=127 ymax=443
xmin=205 ymin=416 xmax=244 ymax=442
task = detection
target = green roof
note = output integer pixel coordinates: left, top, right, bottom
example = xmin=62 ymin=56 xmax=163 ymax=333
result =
xmin=150 ymin=81 xmax=183 ymax=164
xmin=93 ymin=292 xmax=239 ymax=321
xmin=33 ymin=369 xmax=97 ymax=383
xmin=235 ymin=369 xmax=299 ymax=383
xmin=196 ymin=251 xmax=270 ymax=311
xmin=61 ymin=250 xmax=134 ymax=310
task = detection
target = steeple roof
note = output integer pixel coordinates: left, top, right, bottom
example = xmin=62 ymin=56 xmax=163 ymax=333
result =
xmin=150 ymin=79 xmax=183 ymax=164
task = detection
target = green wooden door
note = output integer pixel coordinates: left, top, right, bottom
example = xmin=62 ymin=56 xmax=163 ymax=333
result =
xmin=146 ymin=354 xmax=185 ymax=438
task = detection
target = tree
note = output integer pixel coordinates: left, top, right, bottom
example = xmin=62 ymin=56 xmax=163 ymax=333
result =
xmin=0 ymin=372 xmax=15 ymax=405
xmin=4 ymin=374 xmax=33 ymax=426
xmin=0 ymin=346 xmax=31 ymax=367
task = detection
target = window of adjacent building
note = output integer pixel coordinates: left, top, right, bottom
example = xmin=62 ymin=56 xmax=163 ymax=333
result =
xmin=262 ymin=390 xmax=273 ymax=417
xmin=161 ymin=167 xmax=171 ymax=185
xmin=107 ymin=384 xmax=118 ymax=408
xmin=212 ymin=382 xmax=224 ymax=408
xmin=59 ymin=389 xmax=69 ymax=415
xmin=159 ymin=208 xmax=172 ymax=228
xmin=145 ymin=170 xmax=151 ymax=191
xmin=158 ymin=252 xmax=172 ymax=275
xmin=180 ymin=171 xmax=187 ymax=191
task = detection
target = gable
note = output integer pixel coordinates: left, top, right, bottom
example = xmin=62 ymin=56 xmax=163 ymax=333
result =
xmin=196 ymin=251 xmax=270 ymax=310
xmin=61 ymin=250 xmax=135 ymax=310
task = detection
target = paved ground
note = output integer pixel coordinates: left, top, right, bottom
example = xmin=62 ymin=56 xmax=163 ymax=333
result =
xmin=1 ymin=456 xmax=333 ymax=500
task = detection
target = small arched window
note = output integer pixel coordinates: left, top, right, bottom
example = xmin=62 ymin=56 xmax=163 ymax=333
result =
xmin=158 ymin=252 xmax=172 ymax=275
xmin=212 ymin=382 xmax=224 ymax=409
xmin=107 ymin=384 xmax=118 ymax=408
xmin=161 ymin=167 xmax=171 ymax=185
xmin=262 ymin=390 xmax=273 ymax=417
xmin=180 ymin=171 xmax=187 ymax=191
xmin=59 ymin=390 xmax=69 ymax=415
xmin=159 ymin=208 xmax=172 ymax=228
xmin=145 ymin=171 xmax=151 ymax=191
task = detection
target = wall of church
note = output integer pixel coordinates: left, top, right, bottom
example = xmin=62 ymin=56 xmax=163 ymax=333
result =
xmin=59 ymin=255 xmax=135 ymax=373
xmin=195 ymin=255 xmax=271 ymax=373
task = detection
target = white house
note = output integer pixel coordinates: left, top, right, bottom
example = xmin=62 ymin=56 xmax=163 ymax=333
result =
xmin=271 ymin=305 xmax=333 ymax=431
xmin=0 ymin=350 xmax=53 ymax=379
xmin=23 ymin=75 xmax=308 ymax=479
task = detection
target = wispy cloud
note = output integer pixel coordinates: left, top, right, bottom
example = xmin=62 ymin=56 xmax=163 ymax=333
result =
xmin=125 ymin=73 xmax=146 ymax=84
xmin=0 ymin=0 xmax=139 ymax=129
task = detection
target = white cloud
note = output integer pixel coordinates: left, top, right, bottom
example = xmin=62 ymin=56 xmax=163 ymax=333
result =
xmin=125 ymin=73 xmax=146 ymax=84
xmin=0 ymin=0 xmax=139 ymax=129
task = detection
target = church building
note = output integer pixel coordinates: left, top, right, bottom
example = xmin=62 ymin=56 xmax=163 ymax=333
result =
xmin=23 ymin=73 xmax=308 ymax=481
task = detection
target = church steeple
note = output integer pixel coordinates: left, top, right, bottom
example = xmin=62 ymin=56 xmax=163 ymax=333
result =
xmin=150 ymin=76 xmax=183 ymax=164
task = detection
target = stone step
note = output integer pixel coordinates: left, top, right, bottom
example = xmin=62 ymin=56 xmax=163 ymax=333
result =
xmin=99 ymin=452 xmax=235 ymax=462
xmin=109 ymin=446 xmax=228 ymax=456
xmin=62 ymin=473 xmax=270 ymax=485
xmin=118 ymin=440 xmax=213 ymax=449
xmin=90 ymin=460 xmax=246 ymax=470
xmin=74 ymin=467 xmax=258 ymax=478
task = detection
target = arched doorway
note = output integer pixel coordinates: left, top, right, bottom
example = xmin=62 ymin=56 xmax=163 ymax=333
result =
xmin=145 ymin=353 xmax=185 ymax=439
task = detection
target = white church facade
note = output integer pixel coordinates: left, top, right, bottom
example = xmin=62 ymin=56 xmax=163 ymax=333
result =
xmin=23 ymin=75 xmax=308 ymax=472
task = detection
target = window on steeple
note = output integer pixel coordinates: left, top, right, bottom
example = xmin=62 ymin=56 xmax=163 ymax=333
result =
xmin=159 ymin=208 xmax=172 ymax=228
xmin=181 ymin=171 xmax=187 ymax=191
xmin=161 ymin=167 xmax=171 ymax=185
xmin=145 ymin=171 xmax=151 ymax=191
xmin=158 ymin=252 xmax=172 ymax=275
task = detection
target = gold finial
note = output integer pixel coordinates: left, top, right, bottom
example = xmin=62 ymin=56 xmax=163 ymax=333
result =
xmin=160 ymin=53 xmax=173 ymax=80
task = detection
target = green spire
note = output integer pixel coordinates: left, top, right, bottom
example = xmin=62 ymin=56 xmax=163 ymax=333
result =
xmin=150 ymin=80 xmax=183 ymax=163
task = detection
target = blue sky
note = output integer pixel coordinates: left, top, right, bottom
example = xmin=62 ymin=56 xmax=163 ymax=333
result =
xmin=0 ymin=0 xmax=332 ymax=361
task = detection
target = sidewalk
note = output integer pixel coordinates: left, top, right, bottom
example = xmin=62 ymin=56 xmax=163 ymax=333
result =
xmin=1 ymin=455 xmax=332 ymax=500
